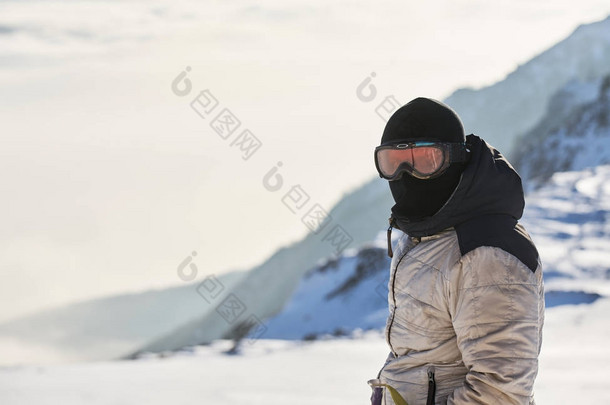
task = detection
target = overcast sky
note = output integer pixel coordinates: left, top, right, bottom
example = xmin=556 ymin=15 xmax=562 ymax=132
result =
xmin=1 ymin=0 xmax=610 ymax=322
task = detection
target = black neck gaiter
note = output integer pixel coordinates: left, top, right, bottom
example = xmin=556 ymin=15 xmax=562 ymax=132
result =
xmin=389 ymin=163 xmax=464 ymax=221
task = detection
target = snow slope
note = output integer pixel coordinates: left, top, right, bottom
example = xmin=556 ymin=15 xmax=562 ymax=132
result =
xmin=524 ymin=166 xmax=610 ymax=292
xmin=445 ymin=15 xmax=610 ymax=157
xmin=1 ymin=299 xmax=609 ymax=405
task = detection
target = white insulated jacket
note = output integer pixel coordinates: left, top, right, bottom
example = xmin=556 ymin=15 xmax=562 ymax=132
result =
xmin=374 ymin=135 xmax=545 ymax=404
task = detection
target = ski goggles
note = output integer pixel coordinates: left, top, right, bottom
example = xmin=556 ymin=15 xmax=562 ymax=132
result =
xmin=374 ymin=140 xmax=469 ymax=180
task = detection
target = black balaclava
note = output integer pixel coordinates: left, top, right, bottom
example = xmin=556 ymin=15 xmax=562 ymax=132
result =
xmin=381 ymin=97 xmax=467 ymax=221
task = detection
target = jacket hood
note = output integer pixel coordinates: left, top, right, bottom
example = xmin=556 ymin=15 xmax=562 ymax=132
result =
xmin=392 ymin=134 xmax=525 ymax=238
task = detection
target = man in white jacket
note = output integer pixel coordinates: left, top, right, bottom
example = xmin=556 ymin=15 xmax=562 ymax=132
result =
xmin=370 ymin=97 xmax=544 ymax=404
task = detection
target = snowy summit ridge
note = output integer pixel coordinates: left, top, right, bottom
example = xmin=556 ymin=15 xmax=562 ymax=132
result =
xmin=445 ymin=15 xmax=610 ymax=157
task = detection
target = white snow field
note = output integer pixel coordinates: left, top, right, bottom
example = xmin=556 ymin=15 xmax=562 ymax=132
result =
xmin=0 ymin=299 xmax=609 ymax=405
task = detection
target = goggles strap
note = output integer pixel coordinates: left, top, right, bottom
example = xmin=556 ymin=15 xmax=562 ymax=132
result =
xmin=449 ymin=142 xmax=469 ymax=163
xmin=386 ymin=216 xmax=396 ymax=258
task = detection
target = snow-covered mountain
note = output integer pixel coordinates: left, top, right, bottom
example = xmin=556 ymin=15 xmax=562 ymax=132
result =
xmin=513 ymin=74 xmax=610 ymax=187
xmin=445 ymin=15 xmax=610 ymax=157
xmin=261 ymin=165 xmax=610 ymax=341
xmin=131 ymin=15 xmax=610 ymax=356
xmin=5 ymin=15 xmax=610 ymax=364
xmin=131 ymin=178 xmax=393 ymax=356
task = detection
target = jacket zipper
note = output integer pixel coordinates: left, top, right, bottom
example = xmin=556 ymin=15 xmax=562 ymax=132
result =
xmin=426 ymin=368 xmax=436 ymax=405
xmin=386 ymin=238 xmax=416 ymax=355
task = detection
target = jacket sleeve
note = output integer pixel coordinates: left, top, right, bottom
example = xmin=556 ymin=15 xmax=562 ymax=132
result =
xmin=447 ymin=247 xmax=544 ymax=405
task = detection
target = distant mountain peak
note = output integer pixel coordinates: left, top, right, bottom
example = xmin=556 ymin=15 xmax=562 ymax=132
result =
xmin=513 ymin=74 xmax=610 ymax=186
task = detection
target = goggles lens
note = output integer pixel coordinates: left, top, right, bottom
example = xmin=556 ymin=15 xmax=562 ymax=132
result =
xmin=375 ymin=141 xmax=467 ymax=180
